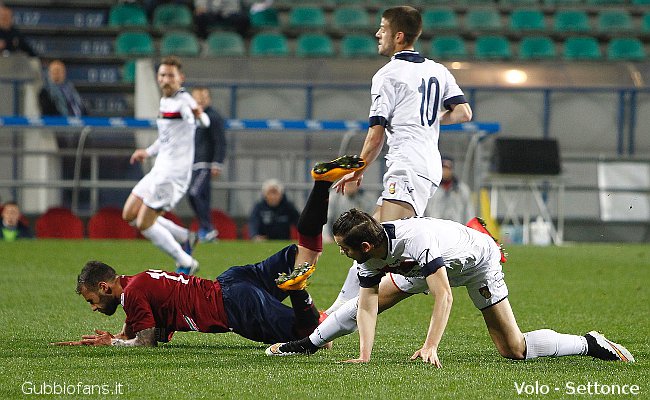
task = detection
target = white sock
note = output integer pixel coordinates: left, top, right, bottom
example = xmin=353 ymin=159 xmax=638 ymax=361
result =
xmin=141 ymin=222 xmax=194 ymax=266
xmin=310 ymin=296 xmax=359 ymax=347
xmin=325 ymin=265 xmax=361 ymax=315
xmin=523 ymin=329 xmax=588 ymax=359
xmin=156 ymin=216 xmax=189 ymax=243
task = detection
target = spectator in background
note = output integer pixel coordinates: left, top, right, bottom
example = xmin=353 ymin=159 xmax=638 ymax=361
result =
xmin=188 ymin=87 xmax=226 ymax=243
xmin=193 ymin=0 xmax=272 ymax=39
xmin=1 ymin=201 xmax=33 ymax=241
xmin=38 ymin=60 xmax=86 ymax=117
xmin=425 ymin=156 xmax=475 ymax=224
xmin=248 ymin=179 xmax=299 ymax=241
xmin=0 ymin=5 xmax=37 ymax=56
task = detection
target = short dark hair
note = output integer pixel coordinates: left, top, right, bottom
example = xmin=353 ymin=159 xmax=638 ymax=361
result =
xmin=160 ymin=56 xmax=182 ymax=71
xmin=383 ymin=6 xmax=422 ymax=46
xmin=76 ymin=261 xmax=117 ymax=294
xmin=332 ymin=209 xmax=385 ymax=250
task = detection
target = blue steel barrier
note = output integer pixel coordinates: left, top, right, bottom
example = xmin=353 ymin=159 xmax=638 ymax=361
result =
xmin=0 ymin=116 xmax=500 ymax=133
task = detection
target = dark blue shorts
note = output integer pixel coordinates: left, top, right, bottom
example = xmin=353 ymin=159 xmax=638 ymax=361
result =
xmin=216 ymin=245 xmax=302 ymax=344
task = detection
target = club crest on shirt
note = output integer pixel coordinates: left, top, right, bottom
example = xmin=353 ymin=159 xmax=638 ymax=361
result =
xmin=389 ymin=181 xmax=396 ymax=194
xmin=479 ymin=286 xmax=492 ymax=299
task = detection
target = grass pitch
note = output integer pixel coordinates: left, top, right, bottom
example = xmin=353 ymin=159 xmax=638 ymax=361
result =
xmin=0 ymin=240 xmax=648 ymax=399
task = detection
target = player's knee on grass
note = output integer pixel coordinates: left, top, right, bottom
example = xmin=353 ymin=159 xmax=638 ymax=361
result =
xmin=495 ymin=339 xmax=526 ymax=360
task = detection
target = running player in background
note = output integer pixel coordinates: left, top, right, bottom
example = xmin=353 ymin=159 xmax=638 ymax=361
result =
xmin=53 ymin=156 xmax=366 ymax=347
xmin=122 ymin=56 xmax=211 ymax=275
xmin=267 ymin=210 xmax=635 ymax=366
xmin=325 ymin=6 xmax=473 ymax=316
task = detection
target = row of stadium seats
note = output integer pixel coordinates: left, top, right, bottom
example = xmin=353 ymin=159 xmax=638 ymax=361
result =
xmin=274 ymin=0 xmax=650 ymax=5
xmin=31 ymin=207 xmax=239 ymax=240
xmin=109 ymin=3 xmax=650 ymax=35
xmin=115 ymin=30 xmax=647 ymax=61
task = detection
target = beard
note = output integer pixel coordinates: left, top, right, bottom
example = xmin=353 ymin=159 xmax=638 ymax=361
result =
xmin=97 ymin=293 xmax=120 ymax=316
xmin=355 ymin=250 xmax=373 ymax=264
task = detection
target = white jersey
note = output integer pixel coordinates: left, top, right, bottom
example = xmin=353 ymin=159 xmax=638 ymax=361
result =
xmin=356 ymin=217 xmax=499 ymax=289
xmin=148 ymin=89 xmax=198 ymax=181
xmin=369 ymin=51 xmax=466 ymax=184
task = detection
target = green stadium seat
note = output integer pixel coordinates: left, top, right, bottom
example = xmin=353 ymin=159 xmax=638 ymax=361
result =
xmin=460 ymin=0 xmax=496 ymax=4
xmin=422 ymin=8 xmax=459 ymax=31
xmin=288 ymin=6 xmax=326 ymax=30
xmin=153 ymin=4 xmax=193 ymax=29
xmin=607 ymin=38 xmax=646 ymax=61
xmin=333 ymin=7 xmax=371 ymax=31
xmin=296 ymin=33 xmax=334 ymax=57
xmin=597 ymin=10 xmax=633 ymax=33
xmin=544 ymin=0 xmax=584 ymax=5
xmin=250 ymin=32 xmax=289 ymax=57
xmin=109 ymin=3 xmax=148 ymax=28
xmin=160 ymin=31 xmax=200 ymax=57
xmin=369 ymin=0 xmax=413 ymax=5
xmin=632 ymin=0 xmax=650 ymax=5
xmin=587 ymin=0 xmax=626 ymax=5
xmin=500 ymin=0 xmax=539 ymax=6
xmin=475 ymin=35 xmax=512 ymax=59
xmin=465 ymin=9 xmax=503 ymax=31
xmin=122 ymin=59 xmax=136 ymax=83
xmin=205 ymin=31 xmax=245 ymax=56
xmin=554 ymin=10 xmax=591 ymax=33
xmin=429 ymin=35 xmax=468 ymax=59
xmin=563 ymin=37 xmax=602 ymax=60
xmin=250 ymin=8 xmax=280 ymax=29
xmin=115 ymin=31 xmax=155 ymax=56
xmin=519 ymin=36 xmax=557 ymax=60
xmin=326 ymin=0 xmax=366 ymax=5
xmin=510 ymin=9 xmax=546 ymax=31
xmin=340 ymin=34 xmax=377 ymax=58
xmin=642 ymin=13 xmax=650 ymax=33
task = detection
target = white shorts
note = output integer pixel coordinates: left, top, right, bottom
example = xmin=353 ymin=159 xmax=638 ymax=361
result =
xmin=388 ymin=245 xmax=508 ymax=310
xmin=132 ymin=169 xmax=189 ymax=211
xmin=377 ymin=163 xmax=437 ymax=216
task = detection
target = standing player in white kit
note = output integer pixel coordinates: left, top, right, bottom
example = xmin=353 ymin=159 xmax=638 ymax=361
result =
xmin=324 ymin=6 xmax=473 ymax=315
xmin=122 ymin=56 xmax=211 ymax=275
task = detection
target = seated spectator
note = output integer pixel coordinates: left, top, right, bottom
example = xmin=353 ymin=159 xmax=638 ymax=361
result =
xmin=193 ymin=0 xmax=271 ymax=39
xmin=39 ymin=60 xmax=86 ymax=117
xmin=248 ymin=179 xmax=299 ymax=241
xmin=425 ymin=156 xmax=475 ymax=224
xmin=1 ymin=201 xmax=33 ymax=241
xmin=0 ymin=5 xmax=37 ymax=56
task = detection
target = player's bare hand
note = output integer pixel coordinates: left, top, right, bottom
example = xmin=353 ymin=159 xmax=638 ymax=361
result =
xmin=80 ymin=329 xmax=114 ymax=346
xmin=51 ymin=340 xmax=85 ymax=346
xmin=130 ymin=149 xmax=149 ymax=164
xmin=340 ymin=358 xmax=369 ymax=364
xmin=410 ymin=347 xmax=442 ymax=368
xmin=333 ymin=172 xmax=362 ymax=194
xmin=51 ymin=330 xmax=114 ymax=346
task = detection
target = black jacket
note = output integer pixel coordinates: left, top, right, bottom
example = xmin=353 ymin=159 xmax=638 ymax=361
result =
xmin=193 ymin=106 xmax=226 ymax=169
xmin=248 ymin=195 xmax=300 ymax=240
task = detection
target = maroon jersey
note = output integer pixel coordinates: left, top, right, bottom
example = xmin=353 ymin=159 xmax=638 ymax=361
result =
xmin=119 ymin=270 xmax=229 ymax=341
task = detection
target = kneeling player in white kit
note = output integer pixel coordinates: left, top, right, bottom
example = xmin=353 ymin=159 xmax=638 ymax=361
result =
xmin=267 ymin=209 xmax=635 ymax=366
xmin=123 ymin=56 xmax=211 ymax=275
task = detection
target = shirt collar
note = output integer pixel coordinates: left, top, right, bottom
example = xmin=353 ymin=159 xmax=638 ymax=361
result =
xmin=392 ymin=50 xmax=425 ymax=63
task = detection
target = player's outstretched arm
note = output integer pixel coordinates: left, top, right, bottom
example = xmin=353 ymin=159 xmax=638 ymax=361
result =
xmin=410 ymin=269 xmax=453 ymax=367
xmin=52 ymin=328 xmax=156 ymax=347
xmin=333 ymin=125 xmax=383 ymax=193
xmin=343 ymin=285 xmax=379 ymax=363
